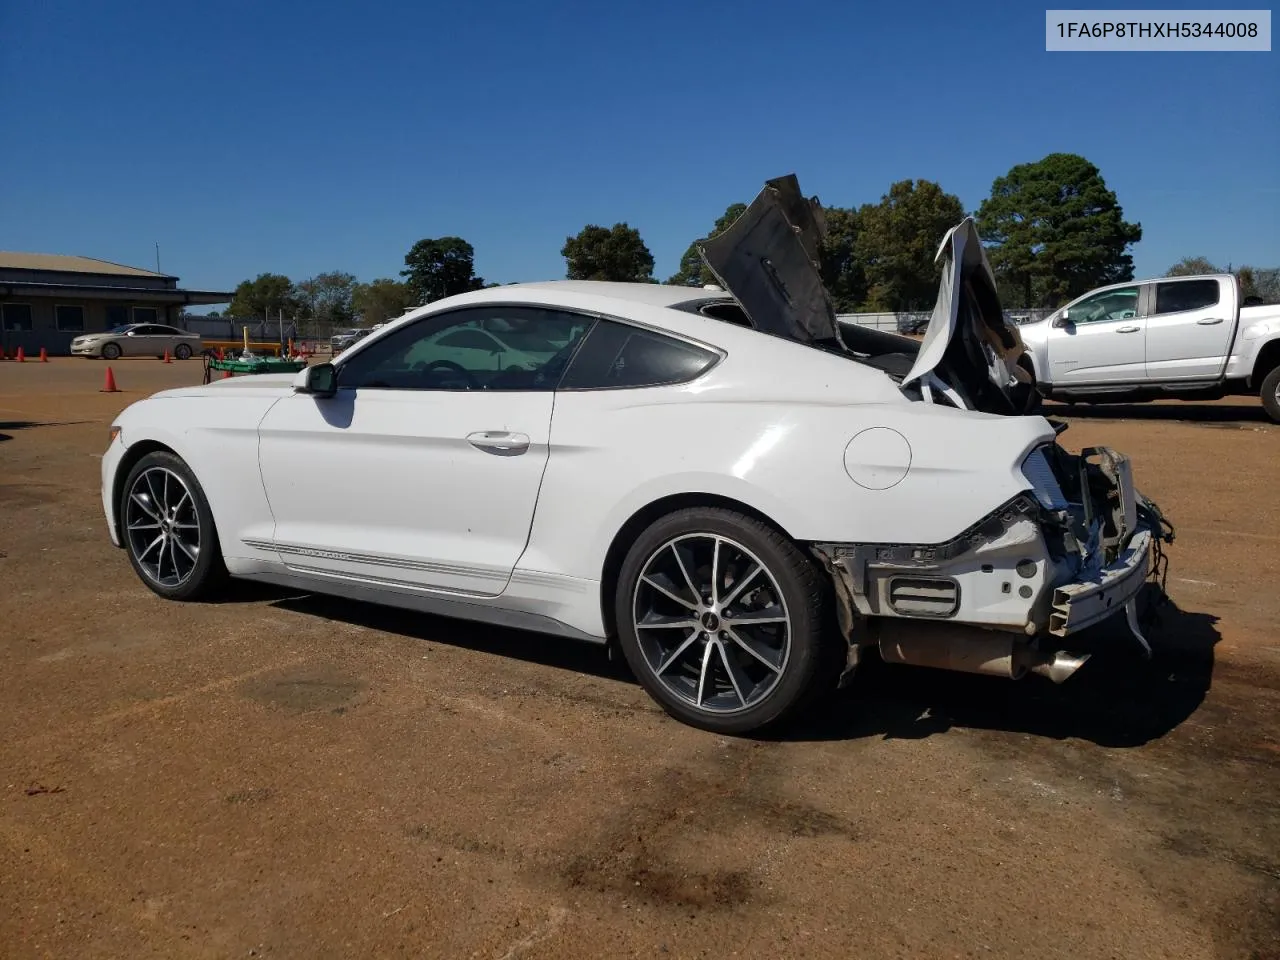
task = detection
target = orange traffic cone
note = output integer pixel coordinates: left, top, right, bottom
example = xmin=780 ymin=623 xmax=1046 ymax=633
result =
xmin=101 ymin=367 xmax=120 ymax=393
xmin=222 ymin=369 xmax=233 ymax=379
xmin=39 ymin=347 xmax=48 ymax=362
xmin=163 ymin=349 xmax=171 ymax=363
xmin=15 ymin=346 xmax=25 ymax=362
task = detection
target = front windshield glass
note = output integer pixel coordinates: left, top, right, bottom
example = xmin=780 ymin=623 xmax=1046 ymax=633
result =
xmin=107 ymin=324 xmax=134 ymax=334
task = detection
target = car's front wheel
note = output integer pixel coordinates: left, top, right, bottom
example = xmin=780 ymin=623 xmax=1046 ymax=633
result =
xmin=101 ymin=342 xmax=121 ymax=360
xmin=120 ymin=451 xmax=227 ymax=601
xmin=615 ymin=507 xmax=836 ymax=734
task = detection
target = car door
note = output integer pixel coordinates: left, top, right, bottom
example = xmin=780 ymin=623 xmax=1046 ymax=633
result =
xmin=125 ymin=324 xmax=161 ymax=356
xmin=255 ymin=305 xmax=594 ymax=597
xmin=1143 ymin=277 xmax=1236 ymax=380
xmin=1043 ymin=284 xmax=1146 ymax=384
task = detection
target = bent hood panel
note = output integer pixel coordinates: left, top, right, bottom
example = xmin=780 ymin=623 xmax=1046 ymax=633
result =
xmin=696 ymin=174 xmax=842 ymax=346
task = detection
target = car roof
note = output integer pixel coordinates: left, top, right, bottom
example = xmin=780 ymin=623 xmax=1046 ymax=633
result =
xmin=507 ymin=280 xmax=726 ymax=307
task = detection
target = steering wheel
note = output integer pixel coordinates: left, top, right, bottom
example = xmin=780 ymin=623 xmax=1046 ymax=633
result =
xmin=422 ymin=359 xmax=479 ymax=389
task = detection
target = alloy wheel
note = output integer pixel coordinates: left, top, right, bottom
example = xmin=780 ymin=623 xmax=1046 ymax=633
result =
xmin=631 ymin=533 xmax=791 ymax=715
xmin=124 ymin=467 xmax=202 ymax=587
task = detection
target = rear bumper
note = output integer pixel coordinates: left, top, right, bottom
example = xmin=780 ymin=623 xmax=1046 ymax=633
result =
xmin=1048 ymin=526 xmax=1151 ymax=636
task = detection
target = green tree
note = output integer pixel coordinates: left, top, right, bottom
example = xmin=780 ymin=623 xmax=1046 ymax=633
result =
xmin=401 ymin=237 xmax=486 ymax=304
xmin=667 ymin=203 xmax=747 ymax=286
xmin=977 ymin=153 xmax=1142 ymax=308
xmin=1166 ymin=256 xmax=1220 ymax=277
xmin=854 ymin=180 xmax=965 ymax=311
xmin=352 ymin=278 xmax=415 ymax=325
xmin=819 ymin=206 xmax=867 ymax=313
xmin=296 ymin=271 xmax=357 ymax=326
xmin=562 ymin=223 xmax=654 ymax=282
xmin=227 ymin=273 xmax=300 ymax=321
xmin=1246 ymin=267 xmax=1280 ymax=303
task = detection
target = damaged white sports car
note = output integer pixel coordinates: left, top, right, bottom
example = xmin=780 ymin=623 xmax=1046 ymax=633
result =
xmin=101 ymin=175 xmax=1173 ymax=733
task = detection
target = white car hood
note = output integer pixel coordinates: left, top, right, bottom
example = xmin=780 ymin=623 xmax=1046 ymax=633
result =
xmin=152 ymin=373 xmax=300 ymax=400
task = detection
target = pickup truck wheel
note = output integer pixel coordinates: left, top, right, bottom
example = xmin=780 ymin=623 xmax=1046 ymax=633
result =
xmin=1261 ymin=366 xmax=1280 ymax=423
xmin=615 ymin=507 xmax=837 ymax=735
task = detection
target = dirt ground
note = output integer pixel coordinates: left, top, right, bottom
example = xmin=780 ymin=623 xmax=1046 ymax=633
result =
xmin=2 ymin=358 xmax=1277 ymax=960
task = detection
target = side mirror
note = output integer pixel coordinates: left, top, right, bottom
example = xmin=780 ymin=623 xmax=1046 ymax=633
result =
xmin=294 ymin=362 xmax=337 ymax=397
xmin=1052 ymin=311 xmax=1072 ymax=328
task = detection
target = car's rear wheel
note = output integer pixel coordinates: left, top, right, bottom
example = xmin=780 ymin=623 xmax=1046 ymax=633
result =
xmin=120 ymin=451 xmax=227 ymax=601
xmin=101 ymin=342 xmax=121 ymax=360
xmin=1260 ymin=365 xmax=1280 ymax=424
xmin=615 ymin=507 xmax=835 ymax=734
xmin=174 ymin=343 xmax=192 ymax=360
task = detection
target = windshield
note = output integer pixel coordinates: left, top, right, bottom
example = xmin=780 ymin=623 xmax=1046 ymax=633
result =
xmin=107 ymin=324 xmax=134 ymax=334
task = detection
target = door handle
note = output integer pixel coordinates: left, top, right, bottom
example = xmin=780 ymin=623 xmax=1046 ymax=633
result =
xmin=466 ymin=431 xmax=530 ymax=456
xmin=1196 ymin=317 xmax=1224 ymax=325
xmin=1116 ymin=326 xmax=1141 ymax=334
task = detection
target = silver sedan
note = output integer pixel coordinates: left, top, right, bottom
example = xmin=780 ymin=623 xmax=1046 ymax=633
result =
xmin=70 ymin=324 xmax=203 ymax=360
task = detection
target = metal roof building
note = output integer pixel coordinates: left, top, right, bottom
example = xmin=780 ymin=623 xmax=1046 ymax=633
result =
xmin=0 ymin=253 xmax=232 ymax=356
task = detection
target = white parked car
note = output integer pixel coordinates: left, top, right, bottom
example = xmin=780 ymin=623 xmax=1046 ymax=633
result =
xmin=100 ymin=176 xmax=1172 ymax=734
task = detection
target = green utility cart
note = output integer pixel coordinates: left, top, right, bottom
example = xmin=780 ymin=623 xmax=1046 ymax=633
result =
xmin=202 ymin=353 xmax=309 ymax=384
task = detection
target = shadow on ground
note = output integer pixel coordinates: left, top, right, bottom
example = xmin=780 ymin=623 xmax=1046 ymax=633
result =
xmin=784 ymin=588 xmax=1221 ymax=748
xmin=246 ymin=581 xmax=1219 ymax=750
xmin=1045 ymin=402 xmax=1272 ymax=427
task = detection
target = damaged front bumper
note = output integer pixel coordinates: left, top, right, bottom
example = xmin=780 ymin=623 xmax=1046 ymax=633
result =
xmin=812 ymin=443 xmax=1174 ymax=685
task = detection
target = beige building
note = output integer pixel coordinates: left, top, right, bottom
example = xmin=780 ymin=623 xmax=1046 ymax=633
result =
xmin=0 ymin=252 xmax=231 ymax=356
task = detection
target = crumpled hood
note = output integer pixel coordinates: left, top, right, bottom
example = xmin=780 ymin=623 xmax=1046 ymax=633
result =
xmin=695 ymin=174 xmax=843 ymax=346
xmin=901 ymin=218 xmax=1029 ymax=415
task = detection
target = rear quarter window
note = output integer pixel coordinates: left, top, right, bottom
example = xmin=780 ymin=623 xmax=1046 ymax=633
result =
xmin=559 ymin=319 xmax=719 ymax=389
xmin=1154 ymin=279 xmax=1220 ymax=314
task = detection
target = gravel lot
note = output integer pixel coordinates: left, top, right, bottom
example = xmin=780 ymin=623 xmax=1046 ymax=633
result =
xmin=2 ymin=358 xmax=1278 ymax=960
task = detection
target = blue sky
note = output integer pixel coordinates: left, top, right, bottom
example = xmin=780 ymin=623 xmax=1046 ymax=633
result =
xmin=3 ymin=0 xmax=1276 ymax=301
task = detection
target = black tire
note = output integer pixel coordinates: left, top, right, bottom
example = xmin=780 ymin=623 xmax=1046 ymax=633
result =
xmin=614 ymin=507 xmax=836 ymax=735
xmin=119 ymin=450 xmax=228 ymax=601
xmin=174 ymin=343 xmax=192 ymax=360
xmin=101 ymin=342 xmax=121 ymax=360
xmin=1261 ymin=366 xmax=1280 ymax=424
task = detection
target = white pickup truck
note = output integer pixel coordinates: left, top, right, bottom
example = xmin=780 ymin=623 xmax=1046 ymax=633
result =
xmin=1016 ymin=274 xmax=1280 ymax=422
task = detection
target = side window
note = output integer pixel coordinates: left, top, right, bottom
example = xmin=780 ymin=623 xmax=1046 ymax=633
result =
xmin=560 ymin=319 xmax=719 ymax=390
xmin=436 ymin=330 xmax=498 ymax=350
xmin=338 ymin=307 xmax=595 ymax=392
xmin=2 ymin=304 xmax=33 ymax=330
xmin=1066 ymin=286 xmax=1140 ymax=325
xmin=1154 ymin=279 xmax=1220 ymax=315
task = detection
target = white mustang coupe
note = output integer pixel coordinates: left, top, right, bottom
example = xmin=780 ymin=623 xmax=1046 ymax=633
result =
xmin=102 ymin=175 xmax=1173 ymax=733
